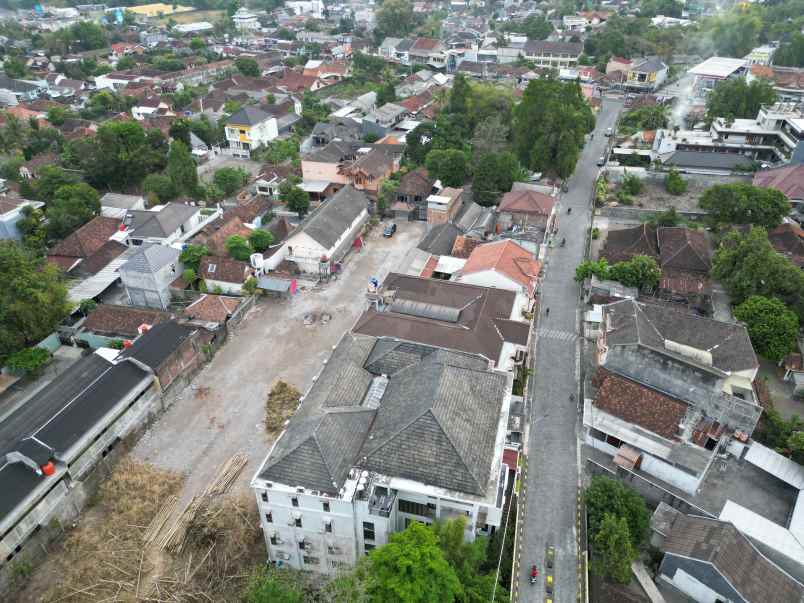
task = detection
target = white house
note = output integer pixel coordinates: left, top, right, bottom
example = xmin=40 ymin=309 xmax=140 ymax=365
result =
xmin=198 ymin=256 xmax=252 ymax=295
xmin=270 ymin=185 xmax=369 ymax=273
xmin=286 ymin=0 xmax=325 ymax=18
xmin=225 ymin=107 xmax=279 ymax=158
xmin=124 ymin=202 xmax=217 ymax=247
xmin=251 ymin=333 xmax=513 ymax=575
xmin=232 ymin=7 xmax=260 ymax=32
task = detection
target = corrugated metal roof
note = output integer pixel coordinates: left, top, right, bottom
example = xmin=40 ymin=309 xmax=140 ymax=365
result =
xmin=720 ymin=500 xmax=804 ymax=567
xmin=745 ymin=442 xmax=804 ymax=489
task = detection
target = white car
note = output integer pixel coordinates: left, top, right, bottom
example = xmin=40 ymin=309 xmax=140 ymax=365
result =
xmin=605 ymin=127 xmax=613 ymax=137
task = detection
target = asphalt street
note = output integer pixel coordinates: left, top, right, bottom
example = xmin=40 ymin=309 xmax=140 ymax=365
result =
xmin=514 ymin=98 xmax=622 ymax=603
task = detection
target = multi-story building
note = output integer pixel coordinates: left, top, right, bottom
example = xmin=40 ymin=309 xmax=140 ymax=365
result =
xmin=232 ymin=7 xmax=259 ymax=32
xmin=225 ymin=107 xmax=280 ymax=158
xmin=586 ymin=300 xmax=762 ymax=495
xmin=521 ymin=40 xmax=583 ymax=69
xmin=251 ymin=333 xmax=514 ymax=574
xmin=653 ymin=103 xmax=804 ymax=166
xmin=408 ymin=37 xmax=448 ymax=69
xmin=623 ymin=57 xmax=668 ymax=92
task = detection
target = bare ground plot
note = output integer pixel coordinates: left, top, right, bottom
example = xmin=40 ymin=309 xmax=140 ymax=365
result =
xmin=131 ymin=220 xmax=426 ymax=504
xmin=758 ymin=357 xmax=804 ymax=421
xmin=197 ymin=156 xmax=263 ymax=184
xmin=614 ymin=180 xmax=706 ymax=213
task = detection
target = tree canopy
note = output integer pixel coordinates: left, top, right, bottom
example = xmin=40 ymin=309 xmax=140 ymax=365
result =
xmin=734 ymin=295 xmax=799 ymax=362
xmin=213 ymin=167 xmax=249 ymax=197
xmin=704 ymin=78 xmax=777 ymax=125
xmin=593 ymin=513 xmax=637 ymax=584
xmin=584 ymin=475 xmax=650 ymax=551
xmin=374 ymin=0 xmax=417 ymax=42
xmin=364 ymin=521 xmax=461 ymax=603
xmin=0 ymin=242 xmax=70 ymax=365
xmin=699 ymin=183 xmax=789 ymax=229
xmin=513 ymin=77 xmax=594 ymax=179
xmin=773 ymin=32 xmax=804 ymax=68
xmin=46 ymin=183 xmax=101 ymax=240
xmin=235 ymin=57 xmax=260 ymax=77
xmin=281 ymin=182 xmax=310 ymax=217
xmin=425 ymin=149 xmax=468 ymax=187
xmin=166 ymin=140 xmax=198 ymax=197
xmin=712 ymin=227 xmax=804 ymax=321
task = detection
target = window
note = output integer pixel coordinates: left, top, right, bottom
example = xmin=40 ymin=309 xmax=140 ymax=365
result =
xmin=322 ymin=501 xmax=330 ymax=512
xmin=265 ymin=512 xmax=273 ymax=523
xmin=299 ymin=539 xmax=306 ymax=550
xmin=208 ymin=263 xmax=216 ymax=274
xmin=303 ymin=555 xmax=319 ymax=565
xmin=261 ymin=492 xmax=268 ymax=503
xmin=363 ymin=521 xmax=375 ymax=541
xmin=295 ymin=516 xmax=302 ymax=528
xmin=325 ymin=520 xmax=332 ymax=533
xmin=291 ymin=496 xmax=299 ymax=507
xmin=270 ymin=533 xmax=279 ymax=545
xmin=364 ymin=543 xmax=375 ymax=554
xmin=398 ymin=499 xmax=436 ymax=518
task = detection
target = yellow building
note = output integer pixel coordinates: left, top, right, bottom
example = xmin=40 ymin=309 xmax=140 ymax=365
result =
xmin=127 ymin=3 xmax=194 ymax=17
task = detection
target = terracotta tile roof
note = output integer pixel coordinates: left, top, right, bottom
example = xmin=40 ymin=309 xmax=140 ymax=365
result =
xmin=419 ymin=254 xmax=438 ymax=278
xmin=183 ymin=294 xmax=242 ymax=324
xmin=199 ymin=256 xmax=250 ymax=284
xmin=79 ymin=240 xmax=129 ymax=276
xmin=600 ymin=224 xmax=659 ymax=264
xmin=192 ymin=214 xmax=252 ymax=256
xmin=460 ymin=239 xmax=541 ymax=296
xmin=450 ymin=234 xmax=483 ymax=259
xmin=768 ymin=223 xmax=804 ymax=267
xmin=398 ymin=90 xmax=433 ymax=113
xmin=750 ymin=63 xmax=804 ymax=92
xmin=275 ymin=71 xmax=319 ymax=92
xmin=657 ymin=227 xmax=711 ymax=274
xmin=498 ymin=189 xmax=555 ymax=215
xmin=411 ymin=37 xmax=441 ymax=51
xmin=47 ymin=216 xmax=122 ymax=271
xmin=593 ymin=368 xmax=687 ymax=440
xmin=753 ymin=164 xmax=804 ymax=201
xmin=397 ymin=167 xmax=433 ymax=196
xmin=84 ymin=304 xmax=170 ymax=338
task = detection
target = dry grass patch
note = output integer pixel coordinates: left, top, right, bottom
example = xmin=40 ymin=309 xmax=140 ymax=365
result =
xmin=265 ymin=380 xmax=301 ymax=434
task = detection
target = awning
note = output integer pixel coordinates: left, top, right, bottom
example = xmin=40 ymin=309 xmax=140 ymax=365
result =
xmin=301 ymin=180 xmax=330 ymax=193
xmin=613 ymin=446 xmax=641 ymax=470
xmin=67 ymin=247 xmax=136 ymax=303
xmin=745 ymin=442 xmax=804 ymax=489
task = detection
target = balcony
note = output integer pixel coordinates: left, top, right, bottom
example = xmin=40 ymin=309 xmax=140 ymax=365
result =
xmin=368 ymin=490 xmax=397 ymax=518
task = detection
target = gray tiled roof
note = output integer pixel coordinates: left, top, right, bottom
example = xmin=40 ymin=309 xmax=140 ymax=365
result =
xmin=227 ymin=106 xmax=273 ymax=126
xmin=126 ymin=203 xmax=198 ymax=239
xmin=293 ymin=185 xmax=368 ymax=250
xmin=418 ymin=223 xmax=461 ymax=255
xmin=359 ymin=361 xmax=507 ymax=495
xmin=258 ymin=334 xmax=508 ymax=497
xmin=119 ymin=243 xmax=179 ymax=274
xmin=604 ymin=299 xmax=758 ymax=373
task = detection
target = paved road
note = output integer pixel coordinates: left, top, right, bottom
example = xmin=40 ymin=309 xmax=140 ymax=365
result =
xmin=514 ymin=98 xmax=622 ymax=602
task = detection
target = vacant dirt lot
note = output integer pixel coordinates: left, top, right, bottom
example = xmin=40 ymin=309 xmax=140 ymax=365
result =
xmin=132 ymin=220 xmax=426 ymax=504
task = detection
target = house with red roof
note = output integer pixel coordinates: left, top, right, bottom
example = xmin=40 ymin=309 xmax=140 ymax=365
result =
xmin=753 ymin=164 xmax=804 ymax=205
xmin=454 ymin=239 xmax=542 ymax=298
xmin=497 ymin=188 xmax=557 ymax=230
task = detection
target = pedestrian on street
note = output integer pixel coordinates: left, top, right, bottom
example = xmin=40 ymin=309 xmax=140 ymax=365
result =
xmin=545 ymin=307 xmax=550 ymax=317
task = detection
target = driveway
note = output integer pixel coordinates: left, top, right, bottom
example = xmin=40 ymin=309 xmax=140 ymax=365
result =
xmin=514 ymin=99 xmax=622 ymax=602
xmin=132 ymin=220 xmax=426 ymax=504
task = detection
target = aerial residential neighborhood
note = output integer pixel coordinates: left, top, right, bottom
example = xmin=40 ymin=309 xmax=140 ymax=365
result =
xmin=1 ymin=0 xmax=804 ymax=602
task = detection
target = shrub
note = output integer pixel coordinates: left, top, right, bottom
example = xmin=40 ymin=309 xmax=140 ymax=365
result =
xmin=5 ymin=347 xmax=51 ymax=376
xmin=621 ymin=171 xmax=643 ymax=196
xmin=664 ymin=169 xmax=687 ymax=195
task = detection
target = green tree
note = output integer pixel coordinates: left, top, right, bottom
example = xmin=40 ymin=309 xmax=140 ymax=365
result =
xmin=249 ymin=229 xmax=274 ymax=252
xmin=521 ymin=15 xmax=553 ymax=40
xmin=425 ymin=149 xmax=467 ymax=187
xmin=593 ymin=513 xmax=637 ymax=584
xmin=0 ymin=241 xmax=70 ymax=365
xmin=621 ymin=172 xmax=643 ymax=196
xmin=513 ymin=77 xmax=594 ymax=179
xmin=712 ymin=227 xmax=804 ymax=320
xmin=181 ymin=268 xmax=197 ymax=287
xmin=281 ymin=182 xmax=310 ymax=217
xmin=734 ymin=295 xmax=799 ymax=362
xmin=235 ymin=57 xmax=261 ymax=77
xmin=609 ymin=255 xmax=661 ymax=289
xmin=664 ymin=169 xmax=687 ymax=196
xmin=166 ymin=140 xmax=198 ymax=197
xmin=619 ymin=105 xmax=669 ymax=133
xmin=78 ymin=298 xmax=97 ymax=316
xmin=575 ymin=259 xmax=611 ymax=282
xmin=448 ymin=73 xmax=471 ymax=116
xmin=116 ymin=55 xmax=135 ymax=70
xmin=773 ymin=33 xmax=804 ymax=68
xmin=168 ymin=118 xmax=192 ymax=147
xmin=225 ymin=235 xmax=252 ymax=261
xmin=5 ymin=347 xmax=51 ymax=377
xmin=83 ymin=120 xmax=166 ymax=190
xmin=375 ymin=0 xmax=416 ymax=41
xmin=377 ymin=74 xmax=397 ymax=106
xmin=213 ymin=167 xmax=248 ymax=196
xmin=70 ymin=21 xmax=108 ymax=51
xmin=705 ymin=78 xmax=777 ymax=125
xmin=142 ymin=173 xmax=177 ymax=204
xmin=3 ymin=56 xmax=28 ymax=79
xmin=32 ymin=165 xmax=79 ymax=202
xmin=179 ymin=244 xmax=209 ymax=272
xmin=700 ymin=183 xmax=789 ymax=229
xmin=405 ymin=122 xmax=435 ymax=166
xmin=16 ymin=205 xmax=46 ymax=255
xmin=584 ymin=475 xmax=650 ymax=550
xmin=46 ymin=183 xmax=100 ymax=240
xmin=190 ymin=37 xmax=206 ymax=52
xmin=473 ymin=152 xmax=526 ymax=206
xmin=46 ymin=106 xmax=72 ymax=126
xmin=706 ymin=12 xmax=762 ymax=58
xmin=364 ymin=521 xmax=461 ymax=603
xmin=377 ymin=177 xmax=398 ymax=216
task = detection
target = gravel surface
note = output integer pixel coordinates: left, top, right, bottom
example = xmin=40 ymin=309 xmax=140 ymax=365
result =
xmin=132 ymin=220 xmax=426 ymax=504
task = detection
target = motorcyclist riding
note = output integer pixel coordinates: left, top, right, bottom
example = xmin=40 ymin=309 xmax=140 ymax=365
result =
xmin=530 ymin=565 xmax=539 ymax=584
